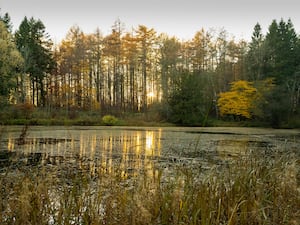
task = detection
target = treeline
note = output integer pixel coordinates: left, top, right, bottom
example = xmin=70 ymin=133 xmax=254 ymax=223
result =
xmin=0 ymin=11 xmax=299 ymax=127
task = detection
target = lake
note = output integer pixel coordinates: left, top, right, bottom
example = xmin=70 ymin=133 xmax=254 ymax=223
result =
xmin=1 ymin=126 xmax=299 ymax=178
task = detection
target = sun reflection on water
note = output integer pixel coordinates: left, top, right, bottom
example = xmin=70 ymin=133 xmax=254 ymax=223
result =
xmin=4 ymin=128 xmax=164 ymax=179
xmin=7 ymin=137 xmax=14 ymax=151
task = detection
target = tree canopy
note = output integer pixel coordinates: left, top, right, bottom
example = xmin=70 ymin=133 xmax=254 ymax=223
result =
xmin=15 ymin=17 xmax=54 ymax=106
xmin=168 ymin=72 xmax=212 ymax=126
xmin=0 ymin=21 xmax=23 ymax=105
xmin=0 ymin=13 xmax=299 ymax=127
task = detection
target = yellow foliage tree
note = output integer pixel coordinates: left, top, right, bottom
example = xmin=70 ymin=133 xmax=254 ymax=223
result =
xmin=217 ymin=80 xmax=258 ymax=119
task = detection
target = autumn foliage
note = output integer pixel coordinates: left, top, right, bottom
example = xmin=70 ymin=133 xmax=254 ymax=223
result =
xmin=217 ymin=80 xmax=258 ymax=119
xmin=1 ymin=11 xmax=300 ymax=126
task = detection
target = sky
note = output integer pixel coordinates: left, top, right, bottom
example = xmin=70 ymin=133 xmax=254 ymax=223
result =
xmin=0 ymin=0 xmax=299 ymax=43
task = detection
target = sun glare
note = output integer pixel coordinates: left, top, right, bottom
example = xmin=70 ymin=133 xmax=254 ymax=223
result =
xmin=147 ymin=92 xmax=154 ymax=98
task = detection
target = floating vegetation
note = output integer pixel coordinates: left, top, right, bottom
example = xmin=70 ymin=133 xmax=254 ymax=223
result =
xmin=14 ymin=137 xmax=73 ymax=145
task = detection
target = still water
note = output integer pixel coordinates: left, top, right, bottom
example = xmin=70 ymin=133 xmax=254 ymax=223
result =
xmin=1 ymin=126 xmax=299 ymax=177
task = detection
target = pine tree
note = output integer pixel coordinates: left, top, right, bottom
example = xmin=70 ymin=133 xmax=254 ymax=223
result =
xmin=15 ymin=17 xmax=54 ymax=106
xmin=246 ymin=23 xmax=265 ymax=81
xmin=0 ymin=11 xmax=13 ymax=33
xmin=265 ymin=19 xmax=299 ymax=84
xmin=262 ymin=19 xmax=300 ymax=125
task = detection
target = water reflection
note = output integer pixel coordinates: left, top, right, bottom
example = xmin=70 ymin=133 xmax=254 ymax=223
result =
xmin=7 ymin=138 xmax=14 ymax=151
xmin=2 ymin=128 xmax=163 ymax=179
xmin=1 ymin=127 xmax=299 ymax=178
xmin=215 ymin=138 xmax=251 ymax=158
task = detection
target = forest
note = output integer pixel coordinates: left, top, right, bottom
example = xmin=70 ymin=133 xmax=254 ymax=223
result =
xmin=0 ymin=11 xmax=299 ymax=127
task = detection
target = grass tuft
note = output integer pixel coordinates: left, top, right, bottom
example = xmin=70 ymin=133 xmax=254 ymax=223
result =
xmin=0 ymin=149 xmax=299 ymax=224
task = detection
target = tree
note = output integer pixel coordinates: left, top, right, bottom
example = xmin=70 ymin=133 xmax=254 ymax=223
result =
xmin=217 ymin=80 xmax=258 ymax=119
xmin=251 ymin=78 xmax=275 ymax=117
xmin=85 ymin=29 xmax=104 ymax=110
xmin=246 ymin=23 xmax=266 ymax=81
xmin=168 ymin=72 xmax=209 ymax=125
xmin=261 ymin=84 xmax=290 ymax=127
xmin=135 ymin=25 xmax=156 ymax=111
xmin=0 ymin=21 xmax=23 ymax=105
xmin=103 ymin=21 xmax=123 ymax=110
xmin=122 ymin=32 xmax=139 ymax=111
xmin=214 ymin=29 xmax=237 ymax=92
xmin=159 ymin=35 xmax=181 ymax=102
xmin=264 ymin=19 xmax=299 ymax=84
xmin=190 ymin=29 xmax=214 ymax=74
xmin=15 ymin=17 xmax=54 ymax=106
xmin=261 ymin=19 xmax=300 ymax=125
xmin=0 ymin=11 xmax=13 ymax=32
xmin=56 ymin=25 xmax=90 ymax=109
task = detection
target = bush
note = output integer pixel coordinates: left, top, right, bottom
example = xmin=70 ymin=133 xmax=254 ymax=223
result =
xmin=11 ymin=103 xmax=35 ymax=119
xmin=102 ymin=115 xmax=118 ymax=126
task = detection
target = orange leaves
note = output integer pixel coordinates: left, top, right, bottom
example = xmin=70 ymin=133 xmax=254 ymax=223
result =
xmin=217 ymin=80 xmax=258 ymax=119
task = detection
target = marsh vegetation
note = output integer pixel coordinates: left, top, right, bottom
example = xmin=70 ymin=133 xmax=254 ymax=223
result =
xmin=0 ymin=126 xmax=299 ymax=224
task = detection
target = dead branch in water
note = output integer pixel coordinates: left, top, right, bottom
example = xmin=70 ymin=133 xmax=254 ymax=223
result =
xmin=17 ymin=124 xmax=29 ymax=145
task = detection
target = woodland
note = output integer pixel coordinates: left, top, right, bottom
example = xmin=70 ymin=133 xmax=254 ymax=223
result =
xmin=0 ymin=11 xmax=299 ymax=127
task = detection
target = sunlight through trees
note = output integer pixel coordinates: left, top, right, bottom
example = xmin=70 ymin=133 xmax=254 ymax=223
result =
xmin=0 ymin=11 xmax=299 ymax=127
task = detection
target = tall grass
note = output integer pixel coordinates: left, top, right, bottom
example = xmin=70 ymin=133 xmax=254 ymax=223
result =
xmin=0 ymin=149 xmax=299 ymax=225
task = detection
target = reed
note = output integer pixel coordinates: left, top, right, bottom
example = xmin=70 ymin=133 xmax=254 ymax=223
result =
xmin=0 ymin=149 xmax=299 ymax=225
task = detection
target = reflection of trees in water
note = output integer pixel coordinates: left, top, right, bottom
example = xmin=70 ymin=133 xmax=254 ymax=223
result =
xmin=96 ymin=130 xmax=162 ymax=178
xmin=2 ymin=130 xmax=163 ymax=179
xmin=1 ymin=127 xmax=299 ymax=181
xmin=214 ymin=139 xmax=274 ymax=158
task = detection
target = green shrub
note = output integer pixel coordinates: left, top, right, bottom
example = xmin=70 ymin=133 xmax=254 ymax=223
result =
xmin=102 ymin=115 xmax=118 ymax=126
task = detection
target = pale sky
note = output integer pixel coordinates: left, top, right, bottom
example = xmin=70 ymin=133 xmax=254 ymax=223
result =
xmin=0 ymin=0 xmax=299 ymax=43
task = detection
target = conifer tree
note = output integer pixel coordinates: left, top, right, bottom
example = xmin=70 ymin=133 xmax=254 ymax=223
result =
xmin=246 ymin=23 xmax=265 ymax=81
xmin=265 ymin=19 xmax=299 ymax=84
xmin=15 ymin=17 xmax=54 ymax=106
xmin=0 ymin=10 xmax=12 ymax=32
